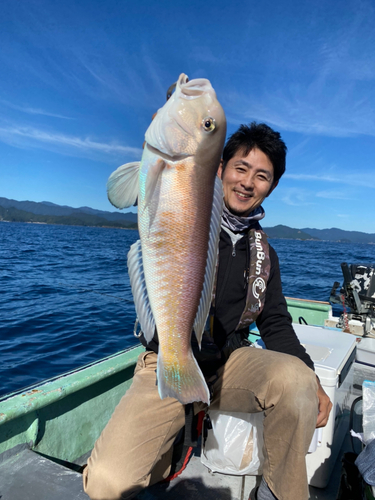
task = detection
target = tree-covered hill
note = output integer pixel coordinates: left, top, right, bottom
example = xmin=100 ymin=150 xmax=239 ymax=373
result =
xmin=263 ymin=225 xmax=318 ymax=240
xmin=0 ymin=206 xmax=137 ymax=229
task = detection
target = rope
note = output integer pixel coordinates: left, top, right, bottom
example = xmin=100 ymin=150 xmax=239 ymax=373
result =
xmin=341 ymin=294 xmax=351 ymax=333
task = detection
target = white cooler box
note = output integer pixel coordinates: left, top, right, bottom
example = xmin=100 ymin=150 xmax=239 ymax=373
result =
xmin=201 ymin=324 xmax=357 ymax=489
xmin=294 ymin=324 xmax=357 ymax=488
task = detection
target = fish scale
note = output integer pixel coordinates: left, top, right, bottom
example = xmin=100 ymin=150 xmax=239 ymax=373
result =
xmin=139 ymin=155 xmax=214 ymax=403
xmin=107 ymin=74 xmax=226 ymax=404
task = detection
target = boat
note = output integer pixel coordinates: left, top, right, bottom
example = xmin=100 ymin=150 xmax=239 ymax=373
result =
xmin=1 ymin=264 xmax=375 ymax=500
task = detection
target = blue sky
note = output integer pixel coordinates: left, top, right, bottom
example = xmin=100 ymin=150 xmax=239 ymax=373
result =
xmin=1 ymin=0 xmax=375 ymax=232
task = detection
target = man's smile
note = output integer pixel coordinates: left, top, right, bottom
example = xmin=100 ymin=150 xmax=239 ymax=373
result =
xmin=234 ymin=190 xmax=252 ymax=199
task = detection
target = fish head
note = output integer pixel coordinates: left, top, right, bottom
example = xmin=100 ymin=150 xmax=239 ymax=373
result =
xmin=145 ymin=74 xmax=226 ymax=167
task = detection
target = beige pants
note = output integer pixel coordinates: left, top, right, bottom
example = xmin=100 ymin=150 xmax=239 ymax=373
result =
xmin=83 ymin=347 xmax=318 ymax=500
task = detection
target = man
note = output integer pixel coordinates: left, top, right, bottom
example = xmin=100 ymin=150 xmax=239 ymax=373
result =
xmin=83 ymin=122 xmax=332 ymax=500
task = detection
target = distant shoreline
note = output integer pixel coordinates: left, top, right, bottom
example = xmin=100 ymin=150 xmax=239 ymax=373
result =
xmin=0 ymin=220 xmax=138 ymax=230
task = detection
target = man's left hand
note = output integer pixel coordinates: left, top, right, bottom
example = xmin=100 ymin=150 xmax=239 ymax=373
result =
xmin=316 ymin=377 xmax=332 ymax=428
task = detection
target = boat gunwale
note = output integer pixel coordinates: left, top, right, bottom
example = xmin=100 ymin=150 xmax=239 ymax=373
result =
xmin=0 ymin=344 xmax=143 ymax=425
xmin=286 ymin=297 xmax=332 ymax=307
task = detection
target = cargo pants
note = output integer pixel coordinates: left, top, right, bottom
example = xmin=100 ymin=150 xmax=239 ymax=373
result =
xmin=83 ymin=347 xmax=319 ymax=500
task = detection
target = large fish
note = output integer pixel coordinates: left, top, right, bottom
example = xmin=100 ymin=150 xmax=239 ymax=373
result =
xmin=107 ymin=74 xmax=226 ymax=404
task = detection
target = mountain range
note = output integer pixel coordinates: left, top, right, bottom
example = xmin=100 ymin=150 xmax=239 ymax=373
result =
xmin=263 ymin=225 xmax=375 ymax=244
xmin=0 ymin=197 xmax=137 ymax=229
xmin=1 ymin=197 xmax=375 ymax=244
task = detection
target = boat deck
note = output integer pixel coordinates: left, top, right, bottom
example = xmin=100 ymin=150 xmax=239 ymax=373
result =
xmin=0 ymin=449 xmax=87 ymax=500
xmin=0 ymin=429 xmax=356 ymax=500
xmin=1 ymin=363 xmax=373 ymax=500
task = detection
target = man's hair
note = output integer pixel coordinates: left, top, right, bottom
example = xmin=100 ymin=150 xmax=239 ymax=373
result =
xmin=222 ymin=122 xmax=287 ymax=184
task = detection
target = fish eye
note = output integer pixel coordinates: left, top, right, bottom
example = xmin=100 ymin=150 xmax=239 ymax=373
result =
xmin=202 ymin=117 xmax=216 ymax=132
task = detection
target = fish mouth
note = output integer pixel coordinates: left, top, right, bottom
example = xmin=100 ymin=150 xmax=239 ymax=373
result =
xmin=146 ymin=143 xmax=191 ymax=163
xmin=144 ymin=73 xmax=217 ymax=158
xmin=178 ymin=73 xmax=212 ymax=99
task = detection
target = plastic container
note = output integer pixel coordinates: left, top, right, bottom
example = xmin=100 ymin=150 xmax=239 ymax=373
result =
xmin=293 ymin=324 xmax=357 ymax=488
xmin=357 ymin=338 xmax=375 ymax=367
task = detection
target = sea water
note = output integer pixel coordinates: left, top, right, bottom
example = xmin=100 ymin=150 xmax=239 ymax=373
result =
xmin=1 ymin=222 xmax=375 ymax=396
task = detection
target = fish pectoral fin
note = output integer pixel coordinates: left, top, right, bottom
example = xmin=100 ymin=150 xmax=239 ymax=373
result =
xmin=143 ymin=158 xmax=167 ymax=210
xmin=127 ymin=240 xmax=155 ymax=342
xmin=107 ymin=161 xmax=140 ymax=209
xmin=157 ymin=351 xmax=210 ymax=404
xmin=193 ymin=176 xmax=223 ymax=347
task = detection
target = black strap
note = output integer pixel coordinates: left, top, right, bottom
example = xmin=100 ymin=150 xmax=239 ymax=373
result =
xmin=183 ymin=403 xmax=198 ymax=447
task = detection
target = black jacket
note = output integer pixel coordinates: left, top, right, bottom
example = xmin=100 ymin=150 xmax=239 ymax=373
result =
xmin=214 ymin=228 xmax=314 ymax=370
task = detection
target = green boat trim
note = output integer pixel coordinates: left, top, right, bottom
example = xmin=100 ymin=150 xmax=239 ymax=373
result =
xmin=285 ymin=297 xmax=333 ymax=325
xmin=1 ymin=348 xmax=144 ymax=466
xmin=0 ymin=345 xmax=144 ymax=426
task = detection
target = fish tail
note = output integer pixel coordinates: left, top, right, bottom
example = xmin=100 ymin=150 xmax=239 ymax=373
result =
xmin=157 ymin=351 xmax=210 ymax=405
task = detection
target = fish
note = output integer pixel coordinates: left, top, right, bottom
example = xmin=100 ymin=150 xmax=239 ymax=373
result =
xmin=107 ymin=73 xmax=226 ymax=404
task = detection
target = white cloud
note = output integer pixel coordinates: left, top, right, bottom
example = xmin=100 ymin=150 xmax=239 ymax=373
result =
xmin=288 ymin=138 xmax=311 ymax=157
xmin=223 ymin=3 xmax=375 ymax=139
xmin=225 ymin=86 xmax=375 ymax=139
xmin=284 ymin=173 xmax=375 ymax=189
xmin=191 ymin=47 xmax=221 ymax=65
xmin=281 ymin=188 xmax=314 ymax=207
xmin=0 ymin=124 xmax=142 ymax=159
xmin=0 ymin=100 xmax=73 ymax=119
xmin=316 ymin=190 xmax=350 ymax=200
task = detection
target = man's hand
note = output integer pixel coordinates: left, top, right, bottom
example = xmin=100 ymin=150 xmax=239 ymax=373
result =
xmin=316 ymin=376 xmax=332 ymax=428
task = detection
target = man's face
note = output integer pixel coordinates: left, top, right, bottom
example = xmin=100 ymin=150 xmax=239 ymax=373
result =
xmin=218 ymin=147 xmax=277 ymax=217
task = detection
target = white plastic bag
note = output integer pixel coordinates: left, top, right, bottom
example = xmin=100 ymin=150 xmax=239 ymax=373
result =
xmin=363 ymin=380 xmax=375 ymax=445
xmin=201 ymin=410 xmax=264 ymax=475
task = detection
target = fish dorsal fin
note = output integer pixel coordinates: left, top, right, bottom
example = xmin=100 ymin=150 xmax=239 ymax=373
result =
xmin=127 ymin=239 xmax=155 ymax=342
xmin=107 ymin=162 xmax=140 ymax=209
xmin=193 ymin=176 xmax=223 ymax=346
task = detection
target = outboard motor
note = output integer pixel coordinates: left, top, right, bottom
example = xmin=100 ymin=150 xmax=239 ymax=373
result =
xmin=330 ymin=263 xmax=375 ymax=336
